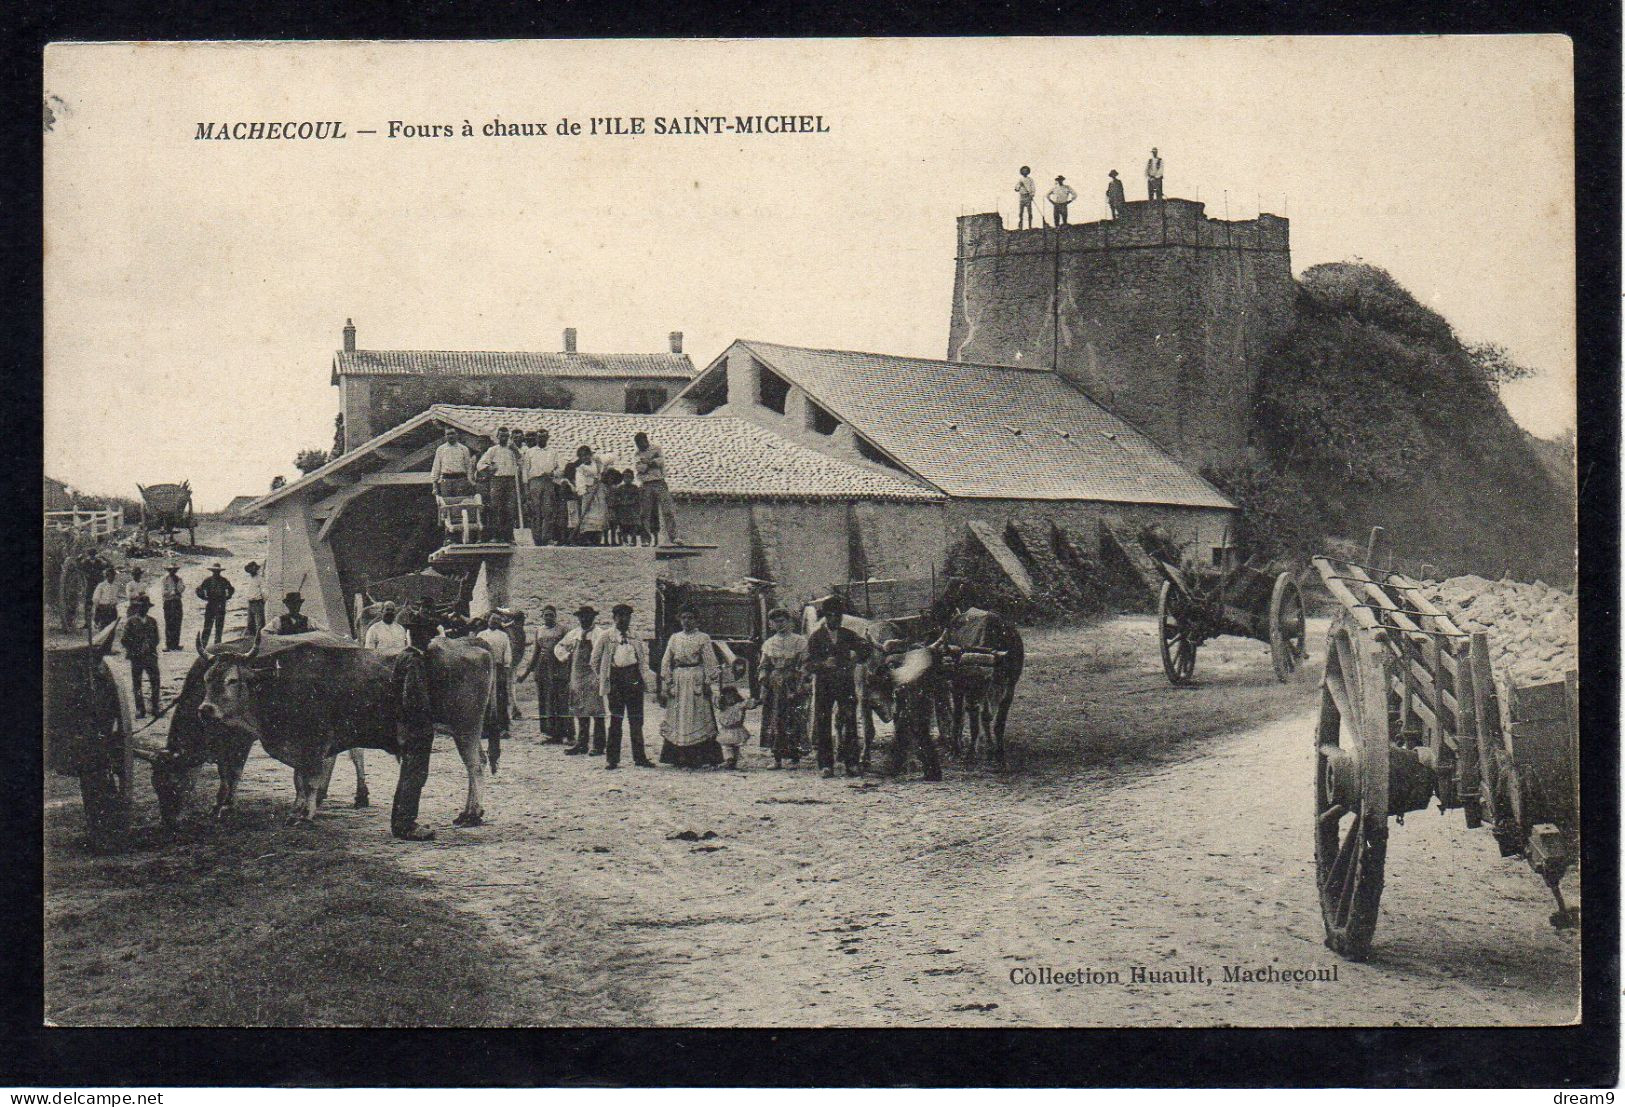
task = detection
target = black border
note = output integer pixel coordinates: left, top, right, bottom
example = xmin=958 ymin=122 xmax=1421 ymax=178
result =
xmin=3 ymin=0 xmax=1618 ymax=1088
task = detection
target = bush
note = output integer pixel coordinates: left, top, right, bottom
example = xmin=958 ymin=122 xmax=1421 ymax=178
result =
xmin=294 ymin=448 xmax=329 ymax=474
xmin=1247 ymin=262 xmax=1573 ymax=582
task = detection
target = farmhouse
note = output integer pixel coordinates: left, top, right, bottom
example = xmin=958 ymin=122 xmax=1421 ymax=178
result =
xmin=249 ymin=403 xmax=946 ymax=635
xmin=663 ymin=340 xmax=1238 ymax=565
xmin=332 ymin=320 xmax=697 ymax=447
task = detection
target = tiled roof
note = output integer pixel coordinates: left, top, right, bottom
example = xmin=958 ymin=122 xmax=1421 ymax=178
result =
xmin=729 ymin=341 xmax=1235 ymax=509
xmin=433 ymin=405 xmax=941 ymax=502
xmin=333 ymin=349 xmax=695 ymax=381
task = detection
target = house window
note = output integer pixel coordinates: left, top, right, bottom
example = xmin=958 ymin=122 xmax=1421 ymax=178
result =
xmin=855 ymin=436 xmax=903 ymax=470
xmin=807 ymin=401 xmax=840 ymax=435
xmin=625 ymin=386 xmax=669 ymax=414
xmin=758 ymin=363 xmax=790 ymax=414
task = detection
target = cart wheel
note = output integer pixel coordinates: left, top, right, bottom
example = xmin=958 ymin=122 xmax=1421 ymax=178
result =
xmin=1158 ymin=580 xmax=1197 ymax=685
xmin=1269 ymin=572 xmax=1308 ymax=682
xmin=79 ymin=658 xmax=136 ymax=852
xmin=1314 ymin=616 xmax=1391 ymax=960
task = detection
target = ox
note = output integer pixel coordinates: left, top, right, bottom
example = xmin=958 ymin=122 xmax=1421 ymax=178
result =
xmin=861 ymin=641 xmax=943 ymax=781
xmin=155 ymin=631 xmax=491 ymax=840
xmin=930 ymin=593 xmax=1025 ymax=767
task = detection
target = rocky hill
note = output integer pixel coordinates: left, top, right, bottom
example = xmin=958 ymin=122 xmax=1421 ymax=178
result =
xmin=1202 ymin=263 xmax=1574 ymax=584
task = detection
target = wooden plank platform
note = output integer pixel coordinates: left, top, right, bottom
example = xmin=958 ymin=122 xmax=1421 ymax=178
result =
xmin=428 ymin=542 xmax=515 ymax=568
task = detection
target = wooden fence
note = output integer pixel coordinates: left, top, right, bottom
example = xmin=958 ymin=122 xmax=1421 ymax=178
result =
xmin=45 ymin=507 xmax=124 ymax=541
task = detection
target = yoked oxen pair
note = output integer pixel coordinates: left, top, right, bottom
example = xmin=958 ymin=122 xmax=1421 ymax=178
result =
xmin=859 ymin=583 xmax=1026 ymax=771
xmin=153 ymin=630 xmax=492 ymax=840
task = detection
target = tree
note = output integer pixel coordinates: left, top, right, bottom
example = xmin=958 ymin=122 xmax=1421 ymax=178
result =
xmin=332 ymin=412 xmax=346 ymax=458
xmin=270 ymin=475 xmax=286 ymax=490
xmin=1467 ymin=341 xmax=1536 ymax=390
xmin=294 ymin=448 xmax=329 ymax=474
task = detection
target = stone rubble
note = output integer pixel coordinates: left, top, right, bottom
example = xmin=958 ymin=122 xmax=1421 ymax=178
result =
xmin=1420 ymin=575 xmax=1578 ymax=691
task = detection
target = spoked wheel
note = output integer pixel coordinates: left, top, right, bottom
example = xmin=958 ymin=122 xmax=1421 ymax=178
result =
xmin=78 ymin=657 xmax=136 ymax=853
xmin=1314 ymin=616 xmax=1391 ymax=960
xmin=1158 ymin=580 xmax=1197 ymax=685
xmin=1269 ymin=572 xmax=1309 ymax=682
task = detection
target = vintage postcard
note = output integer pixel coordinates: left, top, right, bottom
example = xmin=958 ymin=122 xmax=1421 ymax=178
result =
xmin=41 ymin=37 xmax=1580 ymax=1032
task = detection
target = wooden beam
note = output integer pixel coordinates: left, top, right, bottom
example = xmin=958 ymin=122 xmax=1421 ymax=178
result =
xmin=358 ymin=471 xmax=432 ymax=486
xmin=312 ymin=482 xmax=370 ymax=520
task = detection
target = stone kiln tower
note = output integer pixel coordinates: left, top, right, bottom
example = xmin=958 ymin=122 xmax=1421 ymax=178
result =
xmin=947 ymin=199 xmax=1295 ymax=468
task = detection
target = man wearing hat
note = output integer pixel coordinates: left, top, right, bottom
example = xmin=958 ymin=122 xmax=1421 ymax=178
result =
xmin=593 ymin=602 xmax=656 ymax=770
xmin=120 ymin=593 xmax=162 ymax=718
xmin=242 ymin=561 xmax=266 ymax=637
xmin=272 ymin=591 xmax=312 ymax=635
xmin=121 ymin=565 xmax=152 ymax=617
xmin=1014 ymin=165 xmax=1037 ymax=229
xmin=1106 ymin=169 xmax=1126 ymax=219
xmin=195 ymin=563 xmax=234 ymax=645
xmin=160 ymin=562 xmax=186 ymax=650
xmin=806 ymin=596 xmax=872 ymax=778
xmin=555 ymin=605 xmax=610 ymax=755
xmin=1047 ymin=175 xmax=1077 ymax=226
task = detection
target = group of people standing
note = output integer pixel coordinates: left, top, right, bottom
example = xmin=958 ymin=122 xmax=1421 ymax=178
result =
xmin=431 ymin=426 xmax=680 ymax=547
xmin=72 ymin=551 xmax=315 ymax=721
xmin=1014 ymin=148 xmax=1166 ymax=228
xmin=489 ymin=595 xmax=879 ymax=779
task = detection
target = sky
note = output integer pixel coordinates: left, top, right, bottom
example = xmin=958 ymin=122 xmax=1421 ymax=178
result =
xmin=44 ymin=37 xmax=1576 ymax=510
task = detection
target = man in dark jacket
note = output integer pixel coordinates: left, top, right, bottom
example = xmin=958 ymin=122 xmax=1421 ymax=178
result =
xmin=78 ymin=549 xmax=108 ymax=629
xmin=806 ymin=596 xmax=871 ymax=778
xmin=1106 ymin=170 xmax=1126 ymax=219
xmin=272 ymin=591 xmax=313 ymax=635
xmin=196 ymin=563 xmax=234 ymax=644
xmin=121 ymin=594 xmax=161 ymax=717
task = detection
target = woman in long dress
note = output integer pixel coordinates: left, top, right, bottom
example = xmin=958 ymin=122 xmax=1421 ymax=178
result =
xmin=658 ymin=608 xmax=723 ymax=768
xmin=757 ymin=607 xmax=809 ymax=768
xmin=573 ymin=446 xmax=608 ymax=545
xmin=555 ymin=604 xmax=608 ymax=754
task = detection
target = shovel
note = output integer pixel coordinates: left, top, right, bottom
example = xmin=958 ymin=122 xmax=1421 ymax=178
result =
xmin=510 ymin=466 xmax=534 ymax=546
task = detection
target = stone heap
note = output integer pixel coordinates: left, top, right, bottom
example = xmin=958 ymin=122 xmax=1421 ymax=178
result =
xmin=1421 ymin=575 xmax=1577 ymax=691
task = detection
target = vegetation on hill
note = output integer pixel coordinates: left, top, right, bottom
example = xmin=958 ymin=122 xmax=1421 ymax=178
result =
xmin=1203 ymin=263 xmax=1574 ymax=583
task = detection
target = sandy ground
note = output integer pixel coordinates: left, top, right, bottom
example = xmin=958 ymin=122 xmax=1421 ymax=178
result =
xmin=44 ymin=523 xmax=1580 ymax=1027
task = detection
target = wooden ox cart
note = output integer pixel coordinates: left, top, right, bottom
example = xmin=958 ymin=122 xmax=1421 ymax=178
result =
xmin=1152 ymin=548 xmax=1307 ymax=686
xmin=45 ymin=624 xmax=138 ymax=851
xmin=137 ymin=481 xmax=196 ymax=547
xmin=1310 ymin=549 xmax=1579 ymax=959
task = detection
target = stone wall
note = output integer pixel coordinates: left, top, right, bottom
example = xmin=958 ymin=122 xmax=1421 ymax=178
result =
xmin=658 ymin=498 xmax=950 ymax=609
xmin=948 ymin=201 xmax=1296 ymax=468
xmin=473 ymin=545 xmax=661 ymax=639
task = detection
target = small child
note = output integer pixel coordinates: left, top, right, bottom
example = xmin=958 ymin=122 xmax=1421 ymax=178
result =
xmin=715 ymin=685 xmax=756 ymax=770
xmin=600 ymin=468 xmax=625 ymax=545
xmin=613 ymin=468 xmax=644 ymax=545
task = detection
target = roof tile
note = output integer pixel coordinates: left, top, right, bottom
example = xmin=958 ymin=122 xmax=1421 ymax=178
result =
xmin=434 ymin=405 xmax=941 ymax=502
xmin=730 ymin=342 xmax=1234 ymax=510
xmin=335 ymin=349 xmax=695 ymax=381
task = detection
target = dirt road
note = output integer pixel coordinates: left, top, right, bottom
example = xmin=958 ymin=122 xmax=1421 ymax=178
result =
xmin=44 ymin=525 xmax=1579 ymax=1026
xmin=352 ymin=621 xmax=1578 ymax=1027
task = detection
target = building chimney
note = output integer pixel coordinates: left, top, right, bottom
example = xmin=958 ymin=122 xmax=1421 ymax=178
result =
xmin=669 ymin=331 xmax=684 ymax=354
xmin=343 ymin=318 xmax=356 ymax=352
xmin=563 ymin=327 xmax=578 ymax=353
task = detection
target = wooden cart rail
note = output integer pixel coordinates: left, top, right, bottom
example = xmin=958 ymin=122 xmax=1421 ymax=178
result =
xmin=1309 ymin=551 xmax=1579 ymax=959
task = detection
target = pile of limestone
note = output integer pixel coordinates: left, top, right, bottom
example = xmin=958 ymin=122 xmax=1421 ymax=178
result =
xmin=1419 ymin=575 xmax=1577 ymax=691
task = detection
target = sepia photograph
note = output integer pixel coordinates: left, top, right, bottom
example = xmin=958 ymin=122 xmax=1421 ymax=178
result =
xmin=38 ymin=36 xmax=1584 ymax=1038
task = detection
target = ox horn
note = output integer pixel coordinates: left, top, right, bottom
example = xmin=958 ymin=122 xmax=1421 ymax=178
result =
xmin=195 ymin=630 xmax=209 ymax=659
